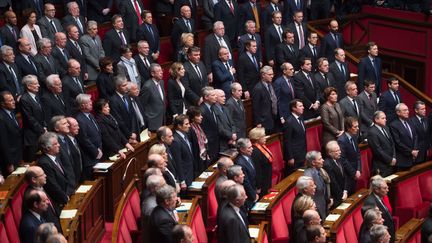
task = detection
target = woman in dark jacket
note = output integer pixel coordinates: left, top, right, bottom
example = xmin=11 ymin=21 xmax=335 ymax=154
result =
xmin=187 ymin=106 xmax=209 ymax=177
xmin=167 ymin=62 xmax=192 ymax=118
xmin=94 ymin=99 xmax=134 ymax=160
xmin=96 ymin=57 xmax=116 ymax=99
xmin=249 ymin=127 xmax=273 ymax=197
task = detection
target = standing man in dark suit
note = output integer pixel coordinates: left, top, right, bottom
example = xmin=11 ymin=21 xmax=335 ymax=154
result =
xmin=134 ymin=40 xmax=154 ymax=83
xmin=51 ymin=32 xmax=70 ymax=78
xmin=65 ymin=117 xmax=83 ymax=185
xmin=284 ymin=0 xmax=307 ymax=25
xmin=136 ymin=10 xmax=160 ymax=60
xmin=75 ymin=93 xmax=103 ymax=180
xmin=217 ymin=183 xmax=250 ymax=243
xmin=300 ymin=32 xmax=321 ymax=72
xmin=275 ymin=29 xmax=300 ymax=72
xmin=252 ymin=66 xmax=278 ymax=134
xmin=212 ymin=47 xmax=236 ymax=98
xmin=34 ymin=38 xmax=58 ymax=85
xmin=357 ymin=80 xmax=378 ymax=138
xmin=87 ymin=0 xmax=113 ymax=23
xmin=389 ymin=103 xmax=419 ymax=171
xmin=314 ymin=57 xmax=336 ymax=102
xmin=203 ymin=21 xmax=233 ymax=78
xmin=379 ymin=77 xmax=402 ymax=124
xmin=37 ymin=4 xmax=64 ymax=42
xmin=0 ymin=11 xmax=19 ymax=51
xmin=214 ymin=89 xmax=237 ymax=152
xmin=410 ymin=101 xmax=429 ymax=164
xmin=80 ymin=21 xmax=105 ymax=82
xmin=288 ymin=11 xmax=308 ymax=51
xmin=174 ymin=0 xmax=198 ymax=19
xmin=329 ymin=48 xmax=350 ymax=98
xmin=102 ymin=14 xmax=130 ymax=63
xmin=171 ymin=5 xmax=195 ymax=51
xmin=338 ymin=82 xmax=366 ymax=130
xmin=321 ymin=20 xmax=343 ymax=63
xmin=239 ymin=0 xmax=262 ymax=34
xmin=358 ymin=42 xmax=382 ymax=95
xmin=21 ymin=0 xmax=44 ymax=18
xmin=200 ymin=86 xmax=220 ymax=162
xmin=20 ymin=75 xmax=46 ymax=162
xmin=237 ymin=39 xmax=260 ymax=99
xmin=237 ymin=20 xmax=262 ymax=64
xmin=183 ymin=46 xmax=208 ymax=105
xmin=263 ymin=0 xmax=282 ymax=28
xmin=264 ymin=11 xmax=284 ymax=67
xmin=338 ymin=117 xmax=361 ymax=195
xmin=362 ymin=175 xmax=395 ymax=243
xmin=15 ymin=38 xmax=39 ymax=77
xmin=367 ymin=111 xmax=396 ymax=177
xmin=148 ymin=184 xmax=178 ymax=243
xmin=19 ymin=190 xmax=49 ymax=243
xmin=140 ymin=63 xmax=166 ymax=132
xmin=214 ymin=0 xmax=240 ymax=47
xmin=274 ymin=62 xmax=296 ymax=119
xmin=0 ymin=45 xmax=23 ymax=97
xmin=0 ymin=91 xmax=22 ymax=175
xmin=118 ymin=0 xmax=144 ymax=42
xmin=310 ymin=0 xmax=331 ymax=20
xmin=64 ymin=0 xmax=88 ymax=18
xmin=62 ymin=59 xmax=86 ymax=112
xmin=283 ymin=99 xmax=307 ymax=175
xmin=41 ymin=74 xmax=70 ymax=124
xmin=294 ymin=57 xmax=320 ymax=120
xmin=129 ymin=82 xmax=146 ymax=134
xmin=226 ymin=83 xmax=246 ymax=139
xmin=62 ymin=2 xmax=86 ymax=36
xmin=202 ymin=0 xmax=215 ymax=30
xmin=65 ymin=25 xmax=88 ymax=80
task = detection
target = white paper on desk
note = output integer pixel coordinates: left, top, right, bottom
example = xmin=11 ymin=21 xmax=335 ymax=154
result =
xmin=336 ymin=203 xmax=351 ymax=210
xmin=251 ymin=202 xmax=269 ymax=211
xmin=76 ymin=185 xmax=92 ymax=193
xmin=176 ymin=202 xmax=192 ymax=212
xmin=198 ymin=171 xmax=213 ymax=179
xmin=11 ymin=167 xmax=27 ymax=175
xmin=325 ymin=214 xmax=341 ymax=222
xmin=188 ymin=181 xmax=205 ymax=189
xmin=93 ymin=162 xmax=114 ymax=170
xmin=60 ymin=209 xmax=78 ymax=219
xmin=249 ymin=228 xmax=260 ymax=238
xmin=384 ymin=174 xmax=398 ymax=182
xmin=140 ymin=129 xmax=150 ymax=142
xmin=212 ymin=163 xmax=217 ymax=169
xmin=109 ymin=154 xmax=119 ymax=161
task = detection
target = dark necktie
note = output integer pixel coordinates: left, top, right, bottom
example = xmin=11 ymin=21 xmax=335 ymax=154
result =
xmin=183 ymin=135 xmax=192 ymax=153
xmin=352 ymin=99 xmax=359 ymax=115
xmin=195 ymin=64 xmax=202 ymax=80
xmin=50 ymin=20 xmax=58 ymax=32
xmin=306 ymin=73 xmax=314 ymax=88
xmin=10 ymin=27 xmax=17 ymax=40
xmin=185 ymin=19 xmax=192 ymax=32
xmin=123 ymin=96 xmax=129 ymax=111
xmin=381 ymin=127 xmax=390 ymax=140
xmin=298 ymin=117 xmax=305 ymax=131
xmin=393 ymin=92 xmax=400 ymax=103
xmin=74 ymin=77 xmax=84 ymax=93
xmin=421 ymin=118 xmax=427 ymax=131
xmin=9 ymin=66 xmax=21 ymax=94
xmin=237 ymin=99 xmax=243 ymax=111
xmin=147 ymin=25 xmax=154 ymax=41
xmin=349 ymin=137 xmax=357 ymax=151
xmin=9 ymin=111 xmax=19 ymax=126
xmin=267 ymin=83 xmax=278 ymax=116
xmin=119 ymin=31 xmax=127 ymax=45
xmin=88 ymin=114 xmax=99 ymax=131
xmin=323 ymin=73 xmax=329 ymax=86
xmin=28 ymin=56 xmax=37 ymax=72
xmin=143 ymin=56 xmax=150 ymax=68
xmin=403 ymin=121 xmax=412 ymax=139
xmin=62 ymin=49 xmax=68 ymax=62
xmin=251 ymin=55 xmax=258 ymax=70
xmin=54 ymin=157 xmax=65 ymax=175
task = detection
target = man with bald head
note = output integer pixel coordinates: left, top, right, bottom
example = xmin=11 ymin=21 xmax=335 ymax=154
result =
xmin=215 ymin=157 xmax=234 ymax=202
xmin=38 ymin=3 xmax=64 ymax=42
xmin=66 ymin=117 xmax=83 ymax=184
xmin=293 ymin=209 xmax=321 ymax=243
xmin=148 ymin=153 xmax=177 ymax=190
xmin=62 ymin=59 xmax=85 ymax=111
xmin=65 ymin=24 xmax=88 ymax=80
xmin=19 ymin=189 xmax=50 ymax=243
xmin=15 ymin=38 xmax=39 ymax=76
xmin=52 ymin=32 xmax=70 ymax=78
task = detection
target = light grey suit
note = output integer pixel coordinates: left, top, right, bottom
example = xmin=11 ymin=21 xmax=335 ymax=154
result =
xmin=80 ymin=34 xmax=105 ymax=81
xmin=37 ymin=16 xmax=64 ymax=42
xmin=139 ymin=79 xmax=166 ymax=131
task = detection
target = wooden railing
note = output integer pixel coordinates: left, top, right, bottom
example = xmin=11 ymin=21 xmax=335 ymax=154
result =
xmin=395 ymin=218 xmax=424 ymax=243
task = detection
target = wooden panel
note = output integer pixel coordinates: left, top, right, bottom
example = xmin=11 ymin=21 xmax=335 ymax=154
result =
xmin=394 ymin=218 xmax=424 ymax=243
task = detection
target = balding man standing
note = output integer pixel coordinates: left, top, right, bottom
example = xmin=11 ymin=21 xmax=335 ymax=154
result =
xmin=41 ymin=74 xmax=70 ymax=123
xmin=15 ymin=38 xmax=39 ymax=77
xmin=51 ymin=32 xmax=70 ymax=78
xmin=19 ymin=189 xmax=50 ymax=243
xmin=38 ymin=3 xmax=63 ymax=42
xmin=62 ymin=59 xmax=85 ymax=111
xmin=215 ymin=157 xmax=234 ymax=203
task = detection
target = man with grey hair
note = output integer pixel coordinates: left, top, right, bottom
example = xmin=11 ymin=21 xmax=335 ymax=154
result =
xmin=128 ymin=82 xmax=146 ymax=133
xmin=62 ymin=1 xmax=86 ymax=36
xmin=217 ymin=183 xmax=250 ymax=243
xmin=62 ymin=59 xmax=86 ymax=111
xmin=41 ymin=74 xmax=69 ymax=124
xmin=15 ymin=38 xmax=39 ymax=77
xmin=215 ymin=157 xmax=234 ymax=202
xmin=140 ymin=63 xmax=166 ymax=132
xmin=134 ymin=40 xmax=154 ymax=82
xmin=293 ymin=209 xmax=322 ymax=243
xmin=75 ymin=93 xmax=102 ymax=180
xmin=291 ymin=175 xmax=317 ymax=226
xmin=235 ymin=137 xmax=257 ymax=210
xmin=51 ymin=32 xmax=70 ymax=78
xmin=80 ymin=20 xmax=105 ymax=81
xmin=34 ymin=38 xmax=58 ymax=86
xmin=20 ymin=74 xmax=46 ymax=162
xmin=141 ymin=174 xmax=166 ymax=218
xmin=37 ymin=3 xmax=64 ymax=42
xmin=213 ymin=88 xmax=236 ymax=151
xmin=226 ymin=82 xmax=246 ymax=139
xmin=65 ymin=117 xmax=83 ymax=185
xmin=148 ymin=184 xmax=178 ymax=242
xmin=200 ymin=86 xmax=220 ymax=162
xmin=252 ymin=65 xmax=277 ymax=134
xmin=370 ymin=225 xmax=391 ymax=243
xmin=203 ymin=21 xmax=233 ymax=75
xmin=0 ymin=45 xmax=22 ymax=97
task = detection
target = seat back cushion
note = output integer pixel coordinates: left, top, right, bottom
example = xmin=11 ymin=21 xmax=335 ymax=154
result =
xmin=4 ymin=208 xmax=18 ymax=243
xmin=419 ymin=170 xmax=432 ymax=201
xmin=395 ymin=177 xmax=422 ymax=208
xmin=207 ymin=180 xmax=218 ymax=228
xmin=191 ymin=206 xmax=208 ymax=243
xmin=0 ymin=222 xmax=9 ymax=243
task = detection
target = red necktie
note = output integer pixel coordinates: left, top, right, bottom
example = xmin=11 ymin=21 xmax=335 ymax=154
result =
xmin=134 ymin=0 xmax=143 ymax=25
xmin=228 ymin=0 xmax=234 ymax=14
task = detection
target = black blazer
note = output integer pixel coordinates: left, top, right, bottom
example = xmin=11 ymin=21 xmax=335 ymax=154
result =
xmin=293 ymin=71 xmax=320 ymax=120
xmin=237 ymin=33 xmax=262 ymax=62
xmin=214 ymin=0 xmax=240 ymax=44
xmin=235 ymin=155 xmax=257 ymax=209
xmin=314 ymin=71 xmax=336 ymax=102
xmin=75 ymin=111 xmax=102 ymax=168
xmin=237 ymin=52 xmax=260 ymax=93
xmin=41 ymin=92 xmax=70 ymax=124
xmin=217 ymin=203 xmax=250 ymax=243
xmin=102 ymin=29 xmax=130 ymax=63
xmin=62 ymin=75 xmax=85 ymax=111
xmin=38 ymin=16 xmax=64 ymax=42
xmin=329 ymin=61 xmax=350 ymax=99
xmin=170 ymin=131 xmax=195 ymax=186
xmin=378 ymin=90 xmax=402 ymax=124
xmin=225 ymin=97 xmax=246 ymax=139
xmin=251 ymin=146 xmax=273 ymax=197
xmin=362 ymin=194 xmax=395 ymax=242
xmin=252 ymin=81 xmax=275 ymax=133
xmin=203 ymin=34 xmax=232 ymax=73
xmin=300 ymin=44 xmax=321 ymax=71
xmin=0 ymin=109 xmax=22 ymax=173
xmin=119 ymin=0 xmax=144 ymax=42
xmin=37 ymin=154 xmax=70 ymax=206
xmin=136 ymin=23 xmax=160 ymax=55
xmin=96 ymin=72 xmax=116 ymax=99
xmin=200 ymin=103 xmax=220 ymax=162
xmin=321 ymin=32 xmax=344 ymax=62
xmin=134 ymin=54 xmax=154 ymax=82
xmin=389 ymin=119 xmax=418 ymax=168
xmin=0 ymin=62 xmax=23 ymax=96
xmin=409 ymin=116 xmax=429 ymax=163
xmin=51 ymin=46 xmax=69 ymax=78
xmin=87 ymin=0 xmax=113 ymax=23
xmin=15 ymin=52 xmax=39 ymax=77
xmin=34 ymin=53 xmax=58 ymax=84
xmin=282 ymin=114 xmax=307 ymax=166
xmin=65 ymin=39 xmax=88 ymax=74
xmin=358 ymin=56 xmax=382 ymax=93
xmin=95 ymin=114 xmax=128 ymax=159
xmin=264 ymin=24 xmax=284 ymax=62
xmin=148 ymin=206 xmax=178 ymax=243
xmin=183 ymin=61 xmax=207 ymax=104
xmin=283 ymin=0 xmax=307 ymax=25
xmin=57 ymin=135 xmax=78 ymax=195
xmin=239 ymin=2 xmax=262 ymax=34
xmin=288 ymin=22 xmax=308 ymax=50
xmin=171 ymin=18 xmax=195 ymax=50
xmin=275 ymin=43 xmax=300 ymax=71
xmin=20 ymin=92 xmax=45 ymax=146
xmin=109 ymin=93 xmax=137 ymax=139
xmin=65 ymin=136 xmax=83 ymax=185
xmin=337 ymin=133 xmax=361 ymax=194
xmin=213 ymin=104 xmax=236 ymax=152
xmin=323 ymin=158 xmax=349 ymax=208
xmin=367 ymin=125 xmax=396 ymax=177
xmin=19 ymin=210 xmax=44 ymax=243
xmin=167 ymin=78 xmax=188 ymax=116
xmin=61 ymin=15 xmax=86 ymax=36
xmin=0 ymin=24 xmax=19 ymax=51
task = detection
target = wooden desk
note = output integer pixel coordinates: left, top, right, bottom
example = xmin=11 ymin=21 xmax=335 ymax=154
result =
xmin=250 ymin=221 xmax=269 ymax=243
xmin=60 ymin=179 xmax=104 ymax=243
xmin=395 ymin=218 xmax=424 ymax=243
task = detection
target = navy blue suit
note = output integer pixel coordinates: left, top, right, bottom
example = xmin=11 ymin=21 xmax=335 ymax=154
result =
xmin=409 ymin=116 xmax=429 ymax=164
xmin=337 ymin=133 xmax=361 ymax=195
xmin=109 ymin=93 xmax=137 ymax=140
xmin=0 ymin=109 xmax=22 ymax=174
xmin=320 ymin=32 xmax=343 ymax=62
xmin=19 ymin=210 xmax=44 ymax=243
xmin=170 ymin=131 xmax=195 ymax=186
xmin=252 ymin=82 xmax=275 ymax=134
xmin=237 ymin=33 xmax=262 ymax=62
xmin=237 ymin=52 xmax=260 ymax=94
xmin=282 ymin=114 xmax=307 ymax=172
xmin=136 ymin=23 xmax=160 ymax=55
xmin=235 ymin=155 xmax=257 ymax=209
xmin=358 ymin=56 xmax=382 ymax=94
xmin=293 ymin=71 xmax=320 ymax=120
xmin=15 ymin=52 xmax=39 ymax=77
xmin=389 ymin=119 xmax=418 ymax=169
xmin=273 ymin=75 xmax=296 ymax=119
xmin=200 ymin=103 xmax=220 ymax=162
xmin=378 ymin=90 xmax=402 ymax=124
xmin=212 ymin=59 xmax=235 ymax=97
xmin=264 ymin=24 xmax=284 ymax=63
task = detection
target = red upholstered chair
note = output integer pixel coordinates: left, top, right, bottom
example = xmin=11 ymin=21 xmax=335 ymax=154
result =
xmin=11 ymin=182 xmax=28 ymax=227
xmin=336 ymin=227 xmax=346 ymax=243
xmin=118 ymin=217 xmax=133 ymax=243
xmin=342 ymin=216 xmax=358 ymax=242
xmin=306 ymin=126 xmax=321 ymax=152
xmin=419 ymin=170 xmax=432 ymax=202
xmin=271 ymin=189 xmax=297 ymax=242
xmin=394 ymin=177 xmax=430 ymax=225
xmin=129 ymin=189 xmax=141 ymax=225
xmin=4 ymin=208 xmax=19 ymax=243
xmin=190 ymin=206 xmax=208 ymax=243
xmin=266 ymin=139 xmax=285 ymax=185
xmin=0 ymin=222 xmax=8 ymax=243
xmin=352 ymin=206 xmax=364 ymax=234
xmin=357 ymin=149 xmax=371 ymax=190
xmin=158 ymin=39 xmax=173 ymax=64
xmin=262 ymin=229 xmax=269 ymax=243
xmin=207 ymin=180 xmax=218 ymax=230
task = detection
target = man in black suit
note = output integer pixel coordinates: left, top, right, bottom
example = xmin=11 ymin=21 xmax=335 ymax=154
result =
xmin=0 ymin=45 xmax=22 ymax=98
xmin=214 ymin=0 xmax=240 ymax=47
xmin=41 ymin=74 xmax=70 ymax=124
xmin=337 ymin=117 xmax=361 ymax=195
xmin=310 ymin=0 xmax=331 ymax=20
xmin=284 ymin=0 xmax=307 ymax=25
xmin=171 ymin=5 xmax=195 ymax=51
xmin=389 ymin=103 xmax=419 ymax=171
xmin=235 ymin=138 xmax=258 ymax=209
xmin=170 ymin=115 xmax=195 ymax=187
xmin=226 ymin=83 xmax=246 ymax=139
xmin=37 ymin=4 xmax=64 ymax=42
xmin=62 ymin=59 xmax=86 ymax=112
xmin=15 ymin=38 xmax=39 ymax=77
xmin=20 ymin=75 xmax=46 ymax=162
xmin=321 ymin=20 xmax=344 ymax=63
xmin=237 ymin=20 xmax=262 ymax=64
xmin=288 ymin=11 xmax=308 ymax=50
xmin=51 ymin=32 xmax=70 ymax=78
xmin=136 ymin=10 xmax=160 ymax=59
xmin=252 ymin=65 xmax=277 ymax=134
xmin=0 ymin=91 xmax=22 ymax=176
xmin=338 ymin=82 xmax=366 ymax=130
xmin=203 ymin=21 xmax=233 ymax=76
xmin=274 ymin=62 xmax=296 ymax=119
xmin=239 ymin=0 xmax=263 ymax=34
xmin=19 ymin=189 xmax=49 ymax=243
xmin=156 ymin=126 xmax=181 ymax=186
xmin=148 ymin=184 xmax=178 ymax=243
xmin=264 ymin=11 xmax=284 ymax=67
xmin=200 ymin=86 xmax=220 ymax=162
xmin=62 ymin=1 xmax=86 ymax=36
xmin=367 ymin=111 xmax=396 ymax=177
xmin=314 ymin=57 xmax=336 ymax=102
xmin=75 ymin=93 xmax=103 ymax=180
xmin=262 ymin=0 xmax=281 ymax=28
xmin=410 ymin=101 xmax=429 ymax=164
xmin=37 ymin=132 xmax=72 ymax=209
xmin=134 ymin=40 xmax=154 ymax=83
xmin=217 ymin=183 xmax=250 ymax=243
xmin=362 ymin=175 xmax=395 ymax=243
xmin=300 ymin=32 xmax=321 ymax=72
xmin=65 ymin=25 xmax=88 ymax=80
xmin=20 ymin=0 xmax=44 ymax=18
xmin=275 ymin=29 xmax=301 ymax=72
xmin=358 ymin=42 xmax=382 ymax=95
xmin=323 ymin=141 xmax=352 ymax=209
xmin=378 ymin=77 xmax=402 ymax=124
xmin=65 ymin=117 xmax=83 ymax=185
xmin=329 ymin=48 xmax=350 ymax=98
xmin=212 ymin=47 xmax=235 ymax=98
xmin=294 ymin=57 xmax=320 ymax=120
xmin=34 ymin=38 xmax=58 ymax=85
xmin=174 ymin=0 xmax=198 ymax=19
xmin=129 ymin=82 xmax=146 ymax=134
xmin=183 ymin=46 xmax=208 ymax=105
xmin=357 ymin=80 xmax=378 ymax=138
xmin=102 ymin=14 xmax=130 ymax=63
xmin=0 ymin=11 xmax=19 ymax=51
xmin=283 ymin=99 xmax=307 ymax=175
xmin=214 ymin=89 xmax=237 ymax=152
xmin=118 ymin=0 xmax=144 ymax=42
xmin=87 ymin=0 xmax=112 ymax=23
xmin=140 ymin=63 xmax=166 ymax=132
xmin=237 ymin=39 xmax=260 ymax=99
